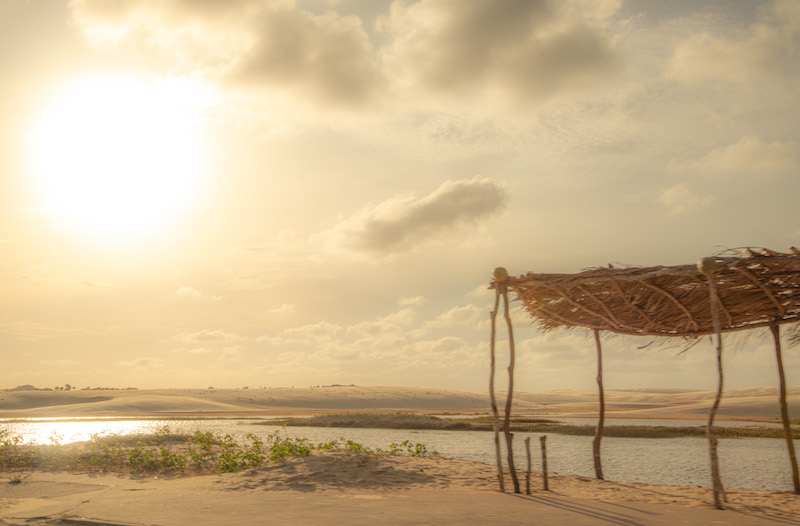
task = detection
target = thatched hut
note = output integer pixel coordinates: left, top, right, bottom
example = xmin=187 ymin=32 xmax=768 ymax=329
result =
xmin=490 ymin=247 xmax=800 ymax=507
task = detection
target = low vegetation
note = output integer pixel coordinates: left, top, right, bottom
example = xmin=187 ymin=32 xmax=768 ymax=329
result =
xmin=0 ymin=427 xmax=437 ymax=479
xmin=262 ymin=413 xmax=800 ymax=439
xmin=258 ymin=413 xmax=476 ymax=430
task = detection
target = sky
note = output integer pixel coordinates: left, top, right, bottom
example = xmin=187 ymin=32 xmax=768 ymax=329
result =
xmin=1 ymin=0 xmax=799 ymax=393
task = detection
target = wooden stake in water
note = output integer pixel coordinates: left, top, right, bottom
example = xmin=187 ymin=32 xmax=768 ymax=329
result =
xmin=525 ymin=437 xmax=532 ymax=495
xmin=540 ymin=435 xmax=549 ymax=491
xmin=770 ymin=323 xmax=800 ymax=494
xmin=593 ymin=328 xmax=605 ymax=480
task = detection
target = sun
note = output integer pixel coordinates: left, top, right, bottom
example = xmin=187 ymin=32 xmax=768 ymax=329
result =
xmin=28 ymin=74 xmax=211 ymax=241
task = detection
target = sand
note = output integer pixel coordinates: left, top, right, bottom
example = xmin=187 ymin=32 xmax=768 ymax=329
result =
xmin=2 ymin=385 xmax=797 ymax=420
xmin=2 ymin=386 xmax=799 ymax=524
xmin=2 ymin=451 xmax=799 ymax=525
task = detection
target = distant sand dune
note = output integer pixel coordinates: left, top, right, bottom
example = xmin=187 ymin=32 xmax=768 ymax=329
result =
xmin=0 ymin=385 xmax=797 ymax=420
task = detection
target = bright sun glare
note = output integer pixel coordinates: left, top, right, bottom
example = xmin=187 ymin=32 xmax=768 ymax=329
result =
xmin=28 ymin=75 xmax=211 ymax=241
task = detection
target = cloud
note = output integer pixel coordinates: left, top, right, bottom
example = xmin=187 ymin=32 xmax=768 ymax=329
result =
xmin=258 ymin=304 xmax=484 ymax=382
xmin=467 ymin=284 xmax=494 ymax=299
xmin=690 ymin=136 xmax=799 ymax=176
xmin=269 ymin=303 xmax=297 ymax=314
xmin=169 ymin=329 xmax=246 ymax=345
xmin=69 ymin=0 xmax=621 ymax=111
xmin=666 ymin=0 xmax=800 ymax=83
xmin=226 ymin=5 xmax=378 ymax=106
xmin=379 ymin=0 xmax=621 ymax=105
xmin=333 ymin=176 xmax=507 ymax=255
xmin=658 ymin=184 xmax=716 ymax=215
xmin=0 ymin=321 xmax=98 ymax=341
xmin=69 ymin=0 xmax=379 ymax=107
xmin=175 ymin=286 xmax=222 ymax=301
xmin=220 ymin=345 xmax=243 ymax=361
xmin=429 ymin=304 xmax=482 ymax=328
xmin=397 ymin=296 xmax=425 ymax=306
xmin=114 ymin=356 xmax=166 ymax=370
xmin=221 ymin=231 xmax=328 ymax=290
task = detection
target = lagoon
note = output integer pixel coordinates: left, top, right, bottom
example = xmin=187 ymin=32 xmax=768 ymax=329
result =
xmin=2 ymin=418 xmax=797 ymax=492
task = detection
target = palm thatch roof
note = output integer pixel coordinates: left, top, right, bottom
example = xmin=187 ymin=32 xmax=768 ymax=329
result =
xmin=499 ymin=247 xmax=800 ymax=338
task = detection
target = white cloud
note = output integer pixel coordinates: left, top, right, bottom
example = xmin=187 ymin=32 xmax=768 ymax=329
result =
xmin=397 ymin=296 xmax=425 ymax=306
xmin=170 ymin=329 xmax=246 ymax=345
xmin=467 ymin=284 xmax=494 ymax=299
xmin=332 ymin=176 xmax=507 ymax=255
xmin=227 ymin=6 xmax=378 ymax=106
xmin=269 ymin=303 xmax=297 ymax=314
xmin=379 ymin=0 xmax=621 ymax=106
xmin=69 ymin=0 xmax=621 ymax=112
xmin=0 ymin=321 xmax=98 ymax=341
xmin=270 ymin=320 xmax=346 ymax=346
xmin=175 ymin=286 xmax=222 ymax=301
xmin=69 ymin=0 xmax=379 ymax=107
xmin=691 ymin=136 xmax=798 ymax=176
xmin=658 ymin=184 xmax=716 ymax=216
xmin=257 ymin=303 xmax=485 ymax=384
xmin=114 ymin=356 xmax=166 ymax=370
xmin=222 ymin=232 xmax=327 ymax=290
xmin=666 ymin=0 xmax=800 ymax=83
xmin=429 ymin=304 xmax=482 ymax=328
xmin=185 ymin=347 xmax=214 ymax=355
xmin=220 ymin=345 xmax=243 ymax=361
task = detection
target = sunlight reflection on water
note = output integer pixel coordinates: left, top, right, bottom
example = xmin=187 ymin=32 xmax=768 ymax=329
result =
xmin=1 ymin=418 xmax=797 ymax=491
xmin=1 ymin=419 xmax=169 ymax=445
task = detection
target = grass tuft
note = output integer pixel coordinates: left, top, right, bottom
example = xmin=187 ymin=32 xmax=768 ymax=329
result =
xmin=0 ymin=427 xmax=436 ymax=476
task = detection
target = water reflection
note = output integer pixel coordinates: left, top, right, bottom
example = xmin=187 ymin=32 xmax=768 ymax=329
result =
xmin=1 ymin=418 xmax=797 ymax=491
xmin=1 ymin=419 xmax=167 ymax=445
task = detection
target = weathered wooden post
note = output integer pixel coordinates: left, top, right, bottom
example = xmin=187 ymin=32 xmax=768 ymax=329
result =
xmin=769 ymin=323 xmax=800 ymax=494
xmin=593 ymin=328 xmax=605 ymax=480
xmin=698 ymin=256 xmax=726 ymax=509
xmin=499 ymin=269 xmax=521 ymax=494
xmin=489 ymin=268 xmax=505 ymax=492
xmin=525 ymin=436 xmax=532 ymax=495
xmin=540 ymin=435 xmax=549 ymax=491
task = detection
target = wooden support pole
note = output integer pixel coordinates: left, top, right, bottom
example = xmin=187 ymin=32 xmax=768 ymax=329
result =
xmin=540 ymin=435 xmax=549 ymax=491
xmin=769 ymin=323 xmax=800 ymax=494
xmin=500 ymin=279 xmax=521 ymax=494
xmin=489 ymin=284 xmax=505 ymax=493
xmin=525 ymin=436 xmax=532 ymax=495
xmin=593 ymin=328 xmax=605 ymax=480
xmin=698 ymin=257 xmax=726 ymax=510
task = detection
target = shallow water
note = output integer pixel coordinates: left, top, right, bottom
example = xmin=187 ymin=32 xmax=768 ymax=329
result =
xmin=1 ymin=418 xmax=797 ymax=491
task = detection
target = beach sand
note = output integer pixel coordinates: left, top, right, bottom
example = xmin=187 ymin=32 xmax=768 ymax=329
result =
xmin=2 ymin=451 xmax=799 ymax=525
xmin=2 ymin=385 xmax=798 ymax=525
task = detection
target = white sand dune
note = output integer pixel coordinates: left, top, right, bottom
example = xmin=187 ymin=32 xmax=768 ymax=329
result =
xmin=0 ymin=386 xmax=543 ymax=418
xmin=518 ymin=386 xmax=800 ymax=420
xmin=0 ymin=385 xmax=797 ymax=421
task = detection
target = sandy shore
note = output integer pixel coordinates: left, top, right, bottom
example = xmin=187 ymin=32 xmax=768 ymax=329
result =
xmin=2 ymin=451 xmax=799 ymax=525
xmin=2 ymin=386 xmax=799 ymax=525
xmin=2 ymin=385 xmax=797 ymax=421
